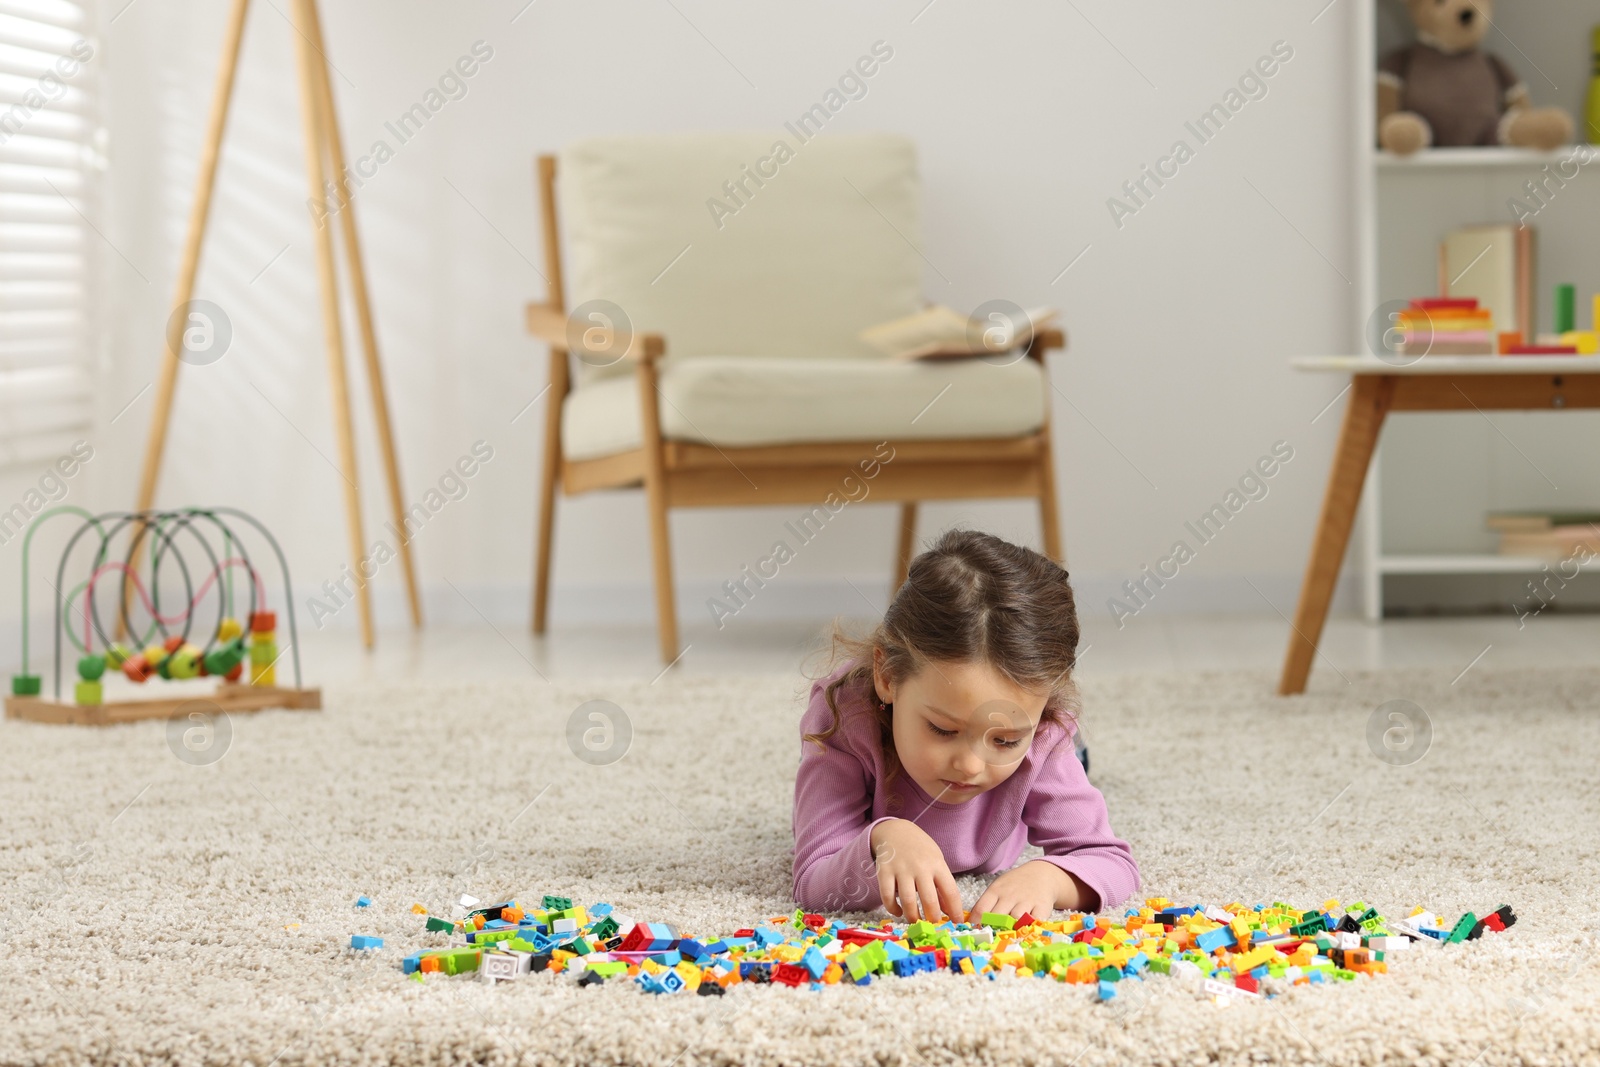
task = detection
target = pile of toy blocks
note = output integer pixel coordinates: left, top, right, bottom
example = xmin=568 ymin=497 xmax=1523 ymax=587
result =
xmin=399 ymin=895 xmax=1515 ymax=1002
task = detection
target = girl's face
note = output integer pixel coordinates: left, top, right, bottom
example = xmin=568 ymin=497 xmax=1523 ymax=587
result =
xmin=873 ymin=653 xmax=1049 ymax=804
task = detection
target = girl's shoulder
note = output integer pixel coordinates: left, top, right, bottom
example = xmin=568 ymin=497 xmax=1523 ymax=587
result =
xmin=1025 ymin=715 xmax=1078 ymax=763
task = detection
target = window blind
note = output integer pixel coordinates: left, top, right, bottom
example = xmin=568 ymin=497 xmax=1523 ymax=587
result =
xmin=0 ymin=0 xmax=96 ymax=468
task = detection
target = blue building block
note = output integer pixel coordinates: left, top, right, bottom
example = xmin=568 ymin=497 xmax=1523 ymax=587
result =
xmin=590 ymin=903 xmax=613 ymax=917
xmin=752 ymin=927 xmax=785 ymax=948
xmin=401 ymin=953 xmax=422 ymax=974
xmin=679 ymin=939 xmax=711 ymax=962
xmin=882 ymin=940 xmax=910 ymax=962
xmin=355 ymin=896 xmax=371 ymax=907
xmin=801 ymin=946 xmax=828 ymax=980
xmin=350 ymin=935 xmax=383 ymax=950
xmin=1098 ymin=980 xmax=1117 ymax=1001
xmin=1195 ymin=927 xmax=1236 ymax=953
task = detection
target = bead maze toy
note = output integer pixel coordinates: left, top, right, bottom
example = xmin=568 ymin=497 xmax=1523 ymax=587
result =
xmin=398 ymin=894 xmax=1515 ymax=1000
xmin=6 ymin=507 xmax=320 ymax=726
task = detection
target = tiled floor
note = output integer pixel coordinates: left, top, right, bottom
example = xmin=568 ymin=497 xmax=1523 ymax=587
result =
xmin=295 ymin=611 xmax=1600 ymax=687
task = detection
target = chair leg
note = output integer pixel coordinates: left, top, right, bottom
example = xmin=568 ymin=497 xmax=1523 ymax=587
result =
xmin=1038 ymin=433 xmax=1063 ymax=563
xmin=644 ymin=472 xmax=679 ymax=664
xmin=531 ymin=348 xmax=568 ymax=634
xmin=531 ymin=449 xmax=558 ymax=634
xmin=893 ymin=502 xmax=917 ymax=595
xmin=636 ymin=355 xmax=680 ymax=665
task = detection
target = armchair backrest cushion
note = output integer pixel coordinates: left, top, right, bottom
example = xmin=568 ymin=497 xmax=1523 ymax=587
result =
xmin=559 ymin=132 xmax=923 ymax=384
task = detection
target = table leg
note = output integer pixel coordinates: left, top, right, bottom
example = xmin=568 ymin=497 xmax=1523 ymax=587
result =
xmin=1278 ymin=375 xmax=1394 ymax=695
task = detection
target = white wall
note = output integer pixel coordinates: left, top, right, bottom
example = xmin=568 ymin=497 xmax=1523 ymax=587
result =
xmin=40 ymin=0 xmax=1364 ymax=646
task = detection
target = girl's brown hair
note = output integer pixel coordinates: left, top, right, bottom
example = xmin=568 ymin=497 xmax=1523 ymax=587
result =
xmin=804 ymin=529 xmax=1081 ymax=785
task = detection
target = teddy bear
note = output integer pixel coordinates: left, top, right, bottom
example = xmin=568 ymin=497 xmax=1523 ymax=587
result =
xmin=1378 ymin=0 xmax=1572 ymax=154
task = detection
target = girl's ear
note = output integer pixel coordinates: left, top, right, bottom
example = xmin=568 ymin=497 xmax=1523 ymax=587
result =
xmin=871 ymin=647 xmax=893 ymax=706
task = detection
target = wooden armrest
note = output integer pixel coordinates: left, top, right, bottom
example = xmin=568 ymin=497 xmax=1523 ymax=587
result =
xmin=525 ymin=301 xmax=665 ymax=362
xmin=1029 ymin=326 xmax=1067 ymax=354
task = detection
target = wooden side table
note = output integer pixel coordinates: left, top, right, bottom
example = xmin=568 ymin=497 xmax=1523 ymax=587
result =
xmin=1279 ymin=355 xmax=1600 ymax=695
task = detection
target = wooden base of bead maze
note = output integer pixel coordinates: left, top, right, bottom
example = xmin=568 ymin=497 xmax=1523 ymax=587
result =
xmin=5 ymin=684 xmax=321 ymax=726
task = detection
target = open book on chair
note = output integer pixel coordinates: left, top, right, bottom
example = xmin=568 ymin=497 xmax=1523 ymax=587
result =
xmin=860 ymin=305 xmax=1060 ymax=361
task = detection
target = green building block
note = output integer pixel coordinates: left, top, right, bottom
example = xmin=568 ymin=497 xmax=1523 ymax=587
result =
xmin=542 ymin=895 xmax=572 ymax=911
xmin=476 ymin=930 xmax=516 ymax=945
xmin=425 ymin=916 xmax=455 ymax=933
xmin=1448 ymin=913 xmax=1478 ymax=944
xmin=587 ymin=960 xmax=629 ymax=977
xmin=980 ymin=912 xmax=1015 ymax=931
xmin=442 ymin=948 xmax=481 ymax=975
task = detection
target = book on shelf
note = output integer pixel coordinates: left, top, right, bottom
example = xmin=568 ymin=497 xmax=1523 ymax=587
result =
xmin=1496 ymin=528 xmax=1600 ymax=560
xmin=860 ymin=305 xmax=1059 ymax=362
xmin=1486 ymin=510 xmax=1600 ymax=533
xmin=1487 ymin=509 xmax=1600 ymax=559
xmin=1438 ymin=224 xmax=1534 ymax=337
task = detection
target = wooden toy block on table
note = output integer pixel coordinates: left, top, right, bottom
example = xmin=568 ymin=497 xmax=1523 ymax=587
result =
xmin=6 ymin=507 xmax=320 ymax=726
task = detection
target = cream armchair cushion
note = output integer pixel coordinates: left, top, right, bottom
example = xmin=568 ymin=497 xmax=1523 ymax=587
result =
xmin=563 ymin=356 xmax=1046 ymax=461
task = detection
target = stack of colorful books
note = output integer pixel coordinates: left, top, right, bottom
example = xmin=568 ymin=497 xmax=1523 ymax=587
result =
xmin=1398 ymin=298 xmax=1494 ymax=356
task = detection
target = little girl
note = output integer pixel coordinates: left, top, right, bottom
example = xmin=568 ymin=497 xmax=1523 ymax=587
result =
xmin=792 ymin=529 xmax=1139 ymax=923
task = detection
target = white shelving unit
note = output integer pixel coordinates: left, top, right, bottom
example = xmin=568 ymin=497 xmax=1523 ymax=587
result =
xmin=1352 ymin=0 xmax=1600 ymax=620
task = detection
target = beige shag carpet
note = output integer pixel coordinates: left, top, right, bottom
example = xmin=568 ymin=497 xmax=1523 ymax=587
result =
xmin=3 ymin=667 xmax=1599 ymax=1067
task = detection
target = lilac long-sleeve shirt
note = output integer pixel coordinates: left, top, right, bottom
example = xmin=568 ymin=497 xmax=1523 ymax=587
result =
xmin=792 ymin=663 xmax=1140 ymax=915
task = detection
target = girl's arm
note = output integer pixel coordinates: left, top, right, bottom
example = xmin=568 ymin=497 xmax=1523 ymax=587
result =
xmin=791 ymin=687 xmax=899 ymax=912
xmin=1017 ymin=727 xmax=1141 ymax=913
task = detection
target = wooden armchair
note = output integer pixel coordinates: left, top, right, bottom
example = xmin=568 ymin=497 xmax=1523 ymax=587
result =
xmin=528 ymin=133 xmax=1066 ymax=663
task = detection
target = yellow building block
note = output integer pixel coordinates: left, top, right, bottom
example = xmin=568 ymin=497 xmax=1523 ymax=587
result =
xmin=1561 ymin=330 xmax=1600 ymax=355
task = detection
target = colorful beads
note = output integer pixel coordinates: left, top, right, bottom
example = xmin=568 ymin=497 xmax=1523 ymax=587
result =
xmin=77 ymin=654 xmax=106 ymax=682
xmin=11 ymin=674 xmax=42 ymax=696
xmin=166 ymin=644 xmax=203 ymax=679
xmin=122 ymin=654 xmax=153 ymax=683
xmin=73 ymin=679 xmax=102 ymax=706
xmin=249 ymin=613 xmax=277 ymax=688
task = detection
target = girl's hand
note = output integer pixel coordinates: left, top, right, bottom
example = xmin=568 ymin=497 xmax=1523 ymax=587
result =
xmin=970 ymin=860 xmax=1089 ymax=922
xmin=870 ymin=819 xmax=963 ymax=922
